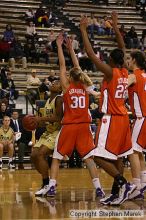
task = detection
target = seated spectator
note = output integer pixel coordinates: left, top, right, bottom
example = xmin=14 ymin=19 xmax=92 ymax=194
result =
xmin=35 ymin=5 xmax=48 ymax=27
xmin=126 ymin=26 xmax=140 ymax=49
xmin=47 ymin=29 xmax=56 ymax=50
xmin=77 ymin=48 xmax=93 ymax=71
xmin=25 ymin=9 xmax=35 ymax=22
xmin=141 ymin=29 xmax=146 ymax=50
xmin=2 ymin=70 xmax=19 ymax=102
xmin=3 ymin=24 xmax=15 ymax=43
xmin=10 ymin=110 xmax=32 ymax=169
xmin=27 ymin=69 xmax=41 ymax=103
xmin=35 ymin=39 xmax=50 ymax=64
xmin=119 ymin=24 xmax=127 ymax=41
xmin=25 ymin=21 xmax=38 ymax=42
xmin=9 ymin=37 xmax=27 ymax=70
xmin=39 ymin=77 xmax=50 ymax=99
xmin=0 ymin=102 xmax=11 ymax=120
xmin=45 ymin=9 xmax=58 ymax=27
xmin=103 ymin=16 xmax=113 ymax=36
xmin=88 ymin=14 xmax=105 ymax=38
xmin=24 ymin=39 xmax=39 ymax=63
xmin=0 ymin=38 xmax=11 ymax=62
xmin=70 ymin=34 xmax=79 ymax=53
xmin=0 ymin=116 xmax=15 ymax=169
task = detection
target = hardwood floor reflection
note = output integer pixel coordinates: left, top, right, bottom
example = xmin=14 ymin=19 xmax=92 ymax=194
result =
xmin=0 ymin=169 xmax=145 ymax=220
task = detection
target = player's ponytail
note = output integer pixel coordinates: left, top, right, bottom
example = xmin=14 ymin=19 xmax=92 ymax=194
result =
xmin=130 ymin=50 xmax=146 ymax=72
xmin=69 ymin=67 xmax=93 ymax=86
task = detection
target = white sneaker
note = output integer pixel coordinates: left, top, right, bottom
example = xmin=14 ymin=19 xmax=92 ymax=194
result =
xmin=35 ymin=185 xmax=50 ymax=197
xmin=128 ymin=188 xmax=144 ymax=200
xmin=0 ymin=161 xmax=2 ymax=169
xmin=8 ymin=161 xmax=15 ymax=169
xmin=110 ymin=183 xmax=136 ymax=205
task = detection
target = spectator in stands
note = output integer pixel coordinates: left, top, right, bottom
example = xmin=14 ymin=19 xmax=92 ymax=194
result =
xmin=10 ymin=110 xmax=32 ymax=169
xmin=126 ymin=26 xmax=140 ymax=49
xmin=45 ymin=8 xmax=58 ymax=27
xmin=3 ymin=25 xmax=15 ymax=43
xmin=2 ymin=71 xmax=18 ymax=102
xmin=27 ymin=69 xmax=41 ymax=103
xmin=70 ymin=34 xmax=79 ymax=53
xmin=0 ymin=116 xmax=15 ymax=169
xmin=77 ymin=47 xmax=93 ymax=71
xmin=141 ymin=29 xmax=146 ymax=50
xmin=47 ymin=29 xmax=56 ymax=50
xmin=88 ymin=14 xmax=105 ymax=39
xmin=103 ymin=16 xmax=113 ymax=36
xmin=0 ymin=38 xmax=11 ymax=62
xmin=0 ymin=102 xmax=11 ymax=120
xmin=35 ymin=39 xmax=50 ymax=64
xmin=35 ymin=5 xmax=48 ymax=27
xmin=9 ymin=37 xmax=27 ymax=70
xmin=24 ymin=39 xmax=39 ymax=63
xmin=25 ymin=21 xmax=38 ymax=42
xmin=25 ymin=9 xmax=35 ymax=22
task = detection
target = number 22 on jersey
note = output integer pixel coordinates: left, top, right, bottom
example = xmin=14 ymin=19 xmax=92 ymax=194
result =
xmin=115 ymin=84 xmax=128 ymax=99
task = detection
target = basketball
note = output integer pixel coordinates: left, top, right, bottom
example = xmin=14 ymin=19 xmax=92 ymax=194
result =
xmin=22 ymin=115 xmax=38 ymax=131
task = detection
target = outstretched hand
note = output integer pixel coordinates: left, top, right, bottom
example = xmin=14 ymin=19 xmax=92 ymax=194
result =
xmin=56 ymin=34 xmax=64 ymax=47
xmin=64 ymin=37 xmax=73 ymax=50
xmin=80 ymin=15 xmax=89 ymax=31
xmin=111 ymin=11 xmax=118 ymax=27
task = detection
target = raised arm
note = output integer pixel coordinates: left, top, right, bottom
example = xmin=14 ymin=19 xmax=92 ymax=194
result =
xmin=56 ymin=35 xmax=70 ymax=93
xmin=111 ymin=11 xmax=125 ymax=52
xmin=80 ymin=16 xmax=113 ymax=81
xmin=65 ymin=37 xmax=80 ymax=69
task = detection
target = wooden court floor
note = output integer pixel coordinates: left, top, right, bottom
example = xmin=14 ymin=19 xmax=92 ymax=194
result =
xmin=0 ymin=168 xmax=145 ymax=220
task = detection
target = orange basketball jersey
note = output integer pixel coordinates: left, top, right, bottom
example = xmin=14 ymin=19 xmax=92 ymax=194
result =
xmin=62 ymin=82 xmax=92 ymax=124
xmin=100 ymin=68 xmax=128 ymax=115
xmin=128 ymin=69 xmax=146 ymax=117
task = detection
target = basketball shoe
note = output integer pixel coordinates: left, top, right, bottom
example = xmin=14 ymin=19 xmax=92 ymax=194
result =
xmin=110 ymin=183 xmax=136 ymax=205
xmin=96 ymin=188 xmax=105 ymax=198
xmin=35 ymin=185 xmax=50 ymax=197
xmin=8 ymin=161 xmax=15 ymax=169
xmin=100 ymin=194 xmax=119 ymax=205
xmin=128 ymin=188 xmax=144 ymax=200
xmin=47 ymin=185 xmax=57 ymax=197
xmin=0 ymin=161 xmax=2 ymax=169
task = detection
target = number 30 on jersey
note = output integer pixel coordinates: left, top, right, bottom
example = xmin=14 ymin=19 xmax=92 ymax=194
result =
xmin=70 ymin=96 xmax=85 ymax=108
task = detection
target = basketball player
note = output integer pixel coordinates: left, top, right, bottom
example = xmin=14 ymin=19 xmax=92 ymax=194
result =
xmin=80 ymin=12 xmax=136 ymax=205
xmin=0 ymin=116 xmax=15 ymax=169
xmin=126 ymin=51 xmax=146 ymax=200
xmin=31 ymin=79 xmax=63 ymax=196
xmin=46 ymin=35 xmax=104 ymax=198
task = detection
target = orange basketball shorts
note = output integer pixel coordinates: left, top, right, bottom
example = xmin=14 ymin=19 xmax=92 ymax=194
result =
xmin=94 ymin=114 xmax=133 ymax=160
xmin=53 ymin=123 xmax=95 ymax=160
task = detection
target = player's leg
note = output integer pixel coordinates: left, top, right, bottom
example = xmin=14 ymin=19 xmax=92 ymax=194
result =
xmin=7 ymin=143 xmax=15 ymax=169
xmin=84 ymin=157 xmax=105 ymax=198
xmin=31 ymin=145 xmax=52 ymax=196
xmin=0 ymin=143 xmax=4 ymax=169
xmin=76 ymin=123 xmax=105 ymax=198
xmin=47 ymin=125 xmax=76 ymax=197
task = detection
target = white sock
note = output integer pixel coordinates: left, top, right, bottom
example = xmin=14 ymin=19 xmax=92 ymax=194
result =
xmin=49 ymin=179 xmax=56 ymax=187
xmin=132 ymin=178 xmax=141 ymax=190
xmin=0 ymin=158 xmax=2 ymax=162
xmin=9 ymin=158 xmax=13 ymax=163
xmin=92 ymin=178 xmax=101 ymax=189
xmin=140 ymin=171 xmax=146 ymax=188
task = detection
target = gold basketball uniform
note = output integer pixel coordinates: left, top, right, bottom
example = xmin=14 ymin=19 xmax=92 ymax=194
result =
xmin=34 ymin=95 xmax=61 ymax=150
xmin=0 ymin=126 xmax=14 ymax=145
